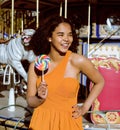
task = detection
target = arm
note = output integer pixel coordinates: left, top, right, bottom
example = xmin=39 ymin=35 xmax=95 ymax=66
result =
xmin=81 ymin=56 xmax=104 ymax=112
xmin=26 ymin=62 xmax=48 ymax=108
xmin=72 ymin=55 xmax=104 ymax=118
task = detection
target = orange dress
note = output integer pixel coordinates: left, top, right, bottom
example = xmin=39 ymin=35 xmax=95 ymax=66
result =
xmin=29 ymin=51 xmax=83 ymax=130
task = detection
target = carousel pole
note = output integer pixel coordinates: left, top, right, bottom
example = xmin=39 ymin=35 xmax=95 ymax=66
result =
xmin=87 ymin=4 xmax=91 ymax=58
xmin=59 ymin=2 xmax=62 ymax=16
xmin=21 ymin=13 xmax=23 ymax=33
xmin=64 ymin=0 xmax=67 ymax=18
xmin=11 ymin=0 xmax=14 ymax=37
xmin=0 ymin=1 xmax=2 ymax=31
xmin=36 ymin=0 xmax=39 ymax=29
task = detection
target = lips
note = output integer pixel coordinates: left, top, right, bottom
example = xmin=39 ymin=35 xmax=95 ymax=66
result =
xmin=61 ymin=43 xmax=69 ymax=49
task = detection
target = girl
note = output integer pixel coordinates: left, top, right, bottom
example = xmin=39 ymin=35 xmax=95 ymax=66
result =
xmin=27 ymin=16 xmax=104 ymax=130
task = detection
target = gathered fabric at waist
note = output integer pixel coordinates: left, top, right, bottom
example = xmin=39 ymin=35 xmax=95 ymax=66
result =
xmin=36 ymin=96 xmax=76 ymax=112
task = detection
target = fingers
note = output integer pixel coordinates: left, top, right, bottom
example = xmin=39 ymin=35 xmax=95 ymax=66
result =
xmin=37 ymin=81 xmax=48 ymax=99
xmin=72 ymin=105 xmax=84 ymax=119
xmin=38 ymin=87 xmax=47 ymax=98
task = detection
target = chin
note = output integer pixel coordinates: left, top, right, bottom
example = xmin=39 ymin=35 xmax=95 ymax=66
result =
xmin=59 ymin=50 xmax=67 ymax=56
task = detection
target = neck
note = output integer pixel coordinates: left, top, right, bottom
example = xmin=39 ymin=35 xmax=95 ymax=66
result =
xmin=48 ymin=50 xmax=66 ymax=62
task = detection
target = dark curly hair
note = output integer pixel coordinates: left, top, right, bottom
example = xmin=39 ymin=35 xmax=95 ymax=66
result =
xmin=29 ymin=16 xmax=79 ymax=56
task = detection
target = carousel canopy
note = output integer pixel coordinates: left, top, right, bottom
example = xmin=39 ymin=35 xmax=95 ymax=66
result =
xmin=0 ymin=0 xmax=120 ymax=34
xmin=1 ymin=0 xmax=120 ymax=11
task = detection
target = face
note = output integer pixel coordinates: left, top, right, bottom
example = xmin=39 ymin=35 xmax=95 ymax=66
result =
xmin=49 ymin=22 xmax=73 ymax=54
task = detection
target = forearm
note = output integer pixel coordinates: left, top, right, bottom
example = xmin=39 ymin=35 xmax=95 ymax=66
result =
xmin=83 ymin=81 xmax=104 ymax=111
xmin=27 ymin=96 xmax=45 ymax=108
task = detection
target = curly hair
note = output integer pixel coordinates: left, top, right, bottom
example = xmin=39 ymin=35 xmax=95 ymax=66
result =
xmin=29 ymin=16 xmax=79 ymax=56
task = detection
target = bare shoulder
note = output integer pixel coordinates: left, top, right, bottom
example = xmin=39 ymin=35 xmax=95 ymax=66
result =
xmin=70 ymin=52 xmax=92 ymax=69
xmin=29 ymin=62 xmax=35 ymax=70
xmin=28 ymin=61 xmax=38 ymax=83
xmin=70 ymin=52 xmax=104 ymax=84
xmin=28 ymin=61 xmax=37 ymax=76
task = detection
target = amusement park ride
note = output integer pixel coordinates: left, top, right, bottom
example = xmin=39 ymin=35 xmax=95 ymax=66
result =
xmin=0 ymin=0 xmax=120 ymax=129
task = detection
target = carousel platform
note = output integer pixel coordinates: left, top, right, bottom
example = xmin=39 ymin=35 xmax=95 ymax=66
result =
xmin=0 ymin=88 xmax=31 ymax=130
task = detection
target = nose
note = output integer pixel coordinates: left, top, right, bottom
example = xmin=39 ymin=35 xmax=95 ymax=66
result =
xmin=63 ymin=35 xmax=69 ymax=42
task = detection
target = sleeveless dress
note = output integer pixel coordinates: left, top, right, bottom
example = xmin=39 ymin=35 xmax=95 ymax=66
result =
xmin=29 ymin=51 xmax=83 ymax=130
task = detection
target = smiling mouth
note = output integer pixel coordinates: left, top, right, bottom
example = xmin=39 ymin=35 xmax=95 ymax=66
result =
xmin=61 ymin=43 xmax=69 ymax=48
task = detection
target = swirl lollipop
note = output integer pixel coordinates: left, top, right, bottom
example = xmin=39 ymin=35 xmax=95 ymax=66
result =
xmin=34 ymin=54 xmax=51 ymax=81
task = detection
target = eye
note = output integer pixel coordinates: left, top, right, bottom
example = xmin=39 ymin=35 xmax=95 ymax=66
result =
xmin=57 ymin=32 xmax=64 ymax=36
xmin=68 ymin=32 xmax=73 ymax=36
xmin=58 ymin=34 xmax=63 ymax=36
xmin=68 ymin=34 xmax=73 ymax=37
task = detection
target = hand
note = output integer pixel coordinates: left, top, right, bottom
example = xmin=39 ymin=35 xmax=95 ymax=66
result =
xmin=37 ymin=81 xmax=48 ymax=99
xmin=72 ymin=104 xmax=88 ymax=119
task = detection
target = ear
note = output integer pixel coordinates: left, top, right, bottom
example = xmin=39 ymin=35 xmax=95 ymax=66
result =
xmin=48 ymin=38 xmax=52 ymax=42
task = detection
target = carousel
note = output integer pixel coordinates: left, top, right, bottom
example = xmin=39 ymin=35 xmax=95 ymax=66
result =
xmin=0 ymin=0 xmax=120 ymax=130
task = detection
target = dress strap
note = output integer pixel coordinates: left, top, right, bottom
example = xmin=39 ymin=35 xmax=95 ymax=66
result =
xmin=52 ymin=51 xmax=71 ymax=77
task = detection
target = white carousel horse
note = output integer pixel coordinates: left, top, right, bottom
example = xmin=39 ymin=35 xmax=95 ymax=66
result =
xmin=0 ymin=29 xmax=36 ymax=82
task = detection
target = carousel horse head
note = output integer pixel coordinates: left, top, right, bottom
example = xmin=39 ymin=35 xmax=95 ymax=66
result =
xmin=21 ymin=29 xmax=35 ymax=46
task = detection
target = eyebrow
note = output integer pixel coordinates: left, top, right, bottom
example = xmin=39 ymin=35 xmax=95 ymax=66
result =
xmin=56 ymin=32 xmax=72 ymax=34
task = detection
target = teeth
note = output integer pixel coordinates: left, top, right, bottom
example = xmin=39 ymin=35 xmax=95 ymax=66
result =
xmin=62 ymin=43 xmax=68 ymax=47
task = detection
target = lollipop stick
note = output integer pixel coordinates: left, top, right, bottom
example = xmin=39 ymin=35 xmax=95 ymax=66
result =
xmin=42 ymin=70 xmax=44 ymax=82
